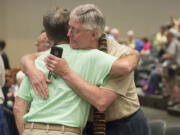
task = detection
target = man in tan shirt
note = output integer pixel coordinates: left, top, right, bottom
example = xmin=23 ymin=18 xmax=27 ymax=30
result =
xmin=20 ymin=4 xmax=149 ymax=135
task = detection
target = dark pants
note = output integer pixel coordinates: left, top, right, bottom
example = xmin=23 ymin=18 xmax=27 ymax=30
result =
xmin=3 ymin=106 xmax=19 ymax=135
xmin=83 ymin=109 xmax=150 ymax=135
xmin=0 ymin=105 xmax=10 ymax=135
xmin=148 ymin=70 xmax=162 ymax=90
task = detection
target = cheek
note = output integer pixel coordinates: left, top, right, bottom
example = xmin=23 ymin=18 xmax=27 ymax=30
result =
xmin=73 ymin=35 xmax=82 ymax=43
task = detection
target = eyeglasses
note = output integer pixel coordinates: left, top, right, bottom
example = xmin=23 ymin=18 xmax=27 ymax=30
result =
xmin=68 ymin=26 xmax=91 ymax=35
xmin=68 ymin=26 xmax=82 ymax=35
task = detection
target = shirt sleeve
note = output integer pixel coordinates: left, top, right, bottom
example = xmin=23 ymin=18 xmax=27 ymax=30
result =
xmin=100 ymin=36 xmax=135 ymax=95
xmin=16 ymin=76 xmax=32 ymax=102
xmin=91 ymin=50 xmax=117 ymax=86
xmin=100 ymin=73 xmax=134 ymax=96
xmin=107 ymin=37 xmax=130 ymax=57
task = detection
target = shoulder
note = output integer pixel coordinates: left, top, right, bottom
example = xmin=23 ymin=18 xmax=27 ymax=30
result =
xmin=106 ymin=37 xmax=130 ymax=57
xmin=36 ymin=49 xmax=50 ymax=61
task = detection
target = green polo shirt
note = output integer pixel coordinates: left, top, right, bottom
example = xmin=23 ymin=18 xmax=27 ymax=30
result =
xmin=17 ymin=44 xmax=117 ymax=128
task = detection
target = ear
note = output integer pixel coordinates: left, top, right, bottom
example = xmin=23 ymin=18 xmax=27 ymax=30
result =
xmin=45 ymin=33 xmax=55 ymax=46
xmin=90 ymin=29 xmax=99 ymax=40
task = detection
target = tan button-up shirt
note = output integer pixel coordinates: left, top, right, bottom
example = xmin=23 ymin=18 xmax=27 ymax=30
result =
xmin=103 ymin=37 xmax=140 ymax=121
xmin=88 ymin=37 xmax=140 ymax=122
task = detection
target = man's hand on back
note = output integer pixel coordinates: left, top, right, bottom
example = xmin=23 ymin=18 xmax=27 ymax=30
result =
xmin=29 ymin=67 xmax=51 ymax=98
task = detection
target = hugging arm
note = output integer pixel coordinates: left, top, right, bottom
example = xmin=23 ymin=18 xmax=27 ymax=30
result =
xmin=44 ymin=49 xmax=139 ymax=112
xmin=109 ymin=48 xmax=140 ymax=76
xmin=20 ymin=53 xmax=51 ymax=98
xmin=13 ymin=97 xmax=30 ymax=135
xmin=21 ymin=47 xmax=139 ymax=111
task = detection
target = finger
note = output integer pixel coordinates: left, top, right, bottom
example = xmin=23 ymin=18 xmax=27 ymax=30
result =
xmin=46 ymin=78 xmax=51 ymax=84
xmin=44 ymin=55 xmax=55 ymax=64
xmin=41 ymin=81 xmax=49 ymax=98
xmin=46 ymin=54 xmax=56 ymax=62
xmin=46 ymin=64 xmax=54 ymax=72
xmin=42 ymin=76 xmax=49 ymax=96
xmin=46 ymin=59 xmax=56 ymax=68
xmin=31 ymin=84 xmax=39 ymax=96
xmin=32 ymin=80 xmax=46 ymax=98
xmin=46 ymin=62 xmax=56 ymax=71
xmin=48 ymin=54 xmax=56 ymax=59
xmin=38 ymin=81 xmax=48 ymax=98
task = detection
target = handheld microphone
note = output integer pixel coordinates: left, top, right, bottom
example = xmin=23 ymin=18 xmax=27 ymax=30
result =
xmin=48 ymin=46 xmax=63 ymax=79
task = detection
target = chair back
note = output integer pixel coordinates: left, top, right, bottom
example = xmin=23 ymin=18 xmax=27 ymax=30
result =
xmin=165 ymin=126 xmax=180 ymax=135
xmin=148 ymin=120 xmax=166 ymax=135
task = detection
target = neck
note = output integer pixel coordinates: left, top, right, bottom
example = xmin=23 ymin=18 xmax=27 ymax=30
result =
xmin=55 ymin=40 xmax=68 ymax=45
xmin=89 ymin=41 xmax=99 ymax=49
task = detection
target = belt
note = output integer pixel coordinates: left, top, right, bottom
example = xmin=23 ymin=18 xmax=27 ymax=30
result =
xmin=24 ymin=122 xmax=81 ymax=134
xmin=106 ymin=109 xmax=140 ymax=127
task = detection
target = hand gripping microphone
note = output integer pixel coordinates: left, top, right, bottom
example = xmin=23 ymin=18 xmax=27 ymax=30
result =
xmin=48 ymin=46 xmax=63 ymax=79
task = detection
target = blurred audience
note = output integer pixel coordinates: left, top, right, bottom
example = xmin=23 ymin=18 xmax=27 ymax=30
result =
xmin=143 ymin=29 xmax=180 ymax=97
xmin=141 ymin=37 xmax=151 ymax=55
xmin=170 ymin=15 xmax=180 ymax=30
xmin=162 ymin=29 xmax=180 ymax=100
xmin=110 ymin=28 xmax=120 ymax=41
xmin=127 ymin=30 xmax=144 ymax=52
xmin=153 ymin=25 xmax=167 ymax=57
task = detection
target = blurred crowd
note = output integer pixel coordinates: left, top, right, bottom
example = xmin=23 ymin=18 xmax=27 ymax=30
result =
xmin=104 ymin=15 xmax=180 ymax=107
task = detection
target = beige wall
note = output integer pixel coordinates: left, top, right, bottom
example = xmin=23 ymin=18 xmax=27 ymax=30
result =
xmin=0 ymin=0 xmax=5 ymax=38
xmin=0 ymin=0 xmax=180 ymax=67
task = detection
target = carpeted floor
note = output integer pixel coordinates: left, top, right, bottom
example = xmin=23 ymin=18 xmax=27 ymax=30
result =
xmin=142 ymin=106 xmax=180 ymax=126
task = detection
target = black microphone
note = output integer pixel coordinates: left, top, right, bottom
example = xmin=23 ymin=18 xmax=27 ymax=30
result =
xmin=48 ymin=46 xmax=63 ymax=79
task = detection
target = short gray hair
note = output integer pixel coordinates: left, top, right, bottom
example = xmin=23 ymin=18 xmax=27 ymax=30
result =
xmin=70 ymin=4 xmax=105 ymax=38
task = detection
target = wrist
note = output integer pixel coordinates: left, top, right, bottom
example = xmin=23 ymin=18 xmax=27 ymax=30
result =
xmin=61 ymin=69 xmax=73 ymax=80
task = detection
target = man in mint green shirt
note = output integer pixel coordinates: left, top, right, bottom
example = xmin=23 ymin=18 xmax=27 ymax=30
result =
xmin=17 ymin=44 xmax=116 ymax=129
